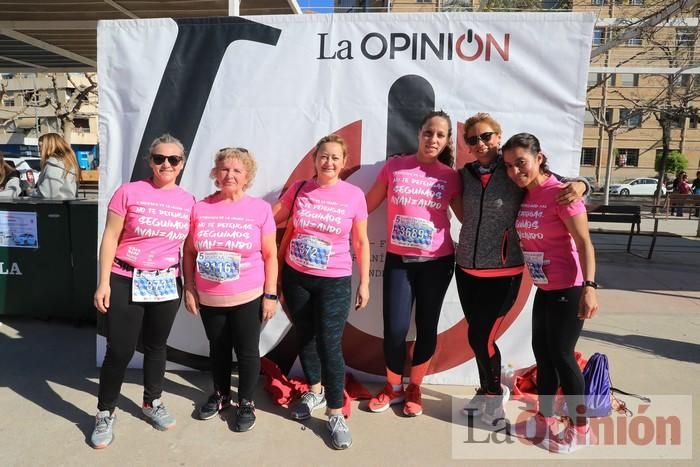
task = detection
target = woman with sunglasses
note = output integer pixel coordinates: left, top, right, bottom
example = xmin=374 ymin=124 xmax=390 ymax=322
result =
xmin=272 ymin=134 xmax=370 ymax=450
xmin=456 ymin=113 xmax=588 ymax=427
xmin=365 ymin=110 xmax=462 ymax=417
xmin=91 ymin=134 xmax=194 ymax=449
xmin=503 ymin=133 xmax=598 ymax=453
xmin=182 ymin=147 xmax=277 ymax=433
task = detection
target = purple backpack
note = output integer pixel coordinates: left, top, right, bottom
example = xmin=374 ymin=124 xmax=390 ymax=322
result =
xmin=564 ymin=352 xmax=651 ymax=418
xmin=582 ymin=352 xmax=613 ymax=417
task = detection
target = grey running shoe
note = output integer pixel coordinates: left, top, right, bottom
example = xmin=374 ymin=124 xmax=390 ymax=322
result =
xmin=142 ymin=398 xmax=176 ymax=431
xmin=290 ymin=390 xmax=326 ymax=420
xmin=234 ymin=399 xmax=256 ymax=432
xmin=198 ymin=392 xmax=231 ymax=420
xmin=462 ymin=388 xmax=487 ymax=417
xmin=90 ymin=410 xmax=115 ymax=449
xmin=480 ymin=385 xmax=510 ymax=428
xmin=327 ymin=414 xmax=352 ymax=450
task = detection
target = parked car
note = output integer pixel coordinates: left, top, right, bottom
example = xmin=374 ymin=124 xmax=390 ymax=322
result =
xmin=3 ymin=155 xmax=41 ymax=187
xmin=583 ymin=176 xmax=601 ymax=192
xmin=608 ymin=177 xmax=666 ymax=196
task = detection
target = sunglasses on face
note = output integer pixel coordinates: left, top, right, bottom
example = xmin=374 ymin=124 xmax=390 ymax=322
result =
xmin=151 ymin=154 xmax=183 ymax=166
xmin=466 ymin=132 xmax=496 ymax=146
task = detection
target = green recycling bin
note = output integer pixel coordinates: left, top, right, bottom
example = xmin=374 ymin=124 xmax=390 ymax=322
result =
xmin=0 ymin=199 xmax=73 ymax=319
xmin=68 ymin=199 xmax=98 ymax=322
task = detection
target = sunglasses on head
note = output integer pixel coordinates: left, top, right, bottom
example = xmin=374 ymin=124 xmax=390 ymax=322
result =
xmin=151 ymin=154 xmax=183 ymax=166
xmin=466 ymin=132 xmax=495 ymax=146
xmin=219 ymin=147 xmax=249 ymax=153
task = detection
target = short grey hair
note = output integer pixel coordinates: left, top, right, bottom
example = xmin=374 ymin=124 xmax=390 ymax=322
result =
xmin=148 ymin=133 xmax=186 ymax=160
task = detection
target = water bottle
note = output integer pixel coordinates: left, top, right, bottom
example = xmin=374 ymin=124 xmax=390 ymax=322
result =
xmin=501 ymin=364 xmax=516 ymax=390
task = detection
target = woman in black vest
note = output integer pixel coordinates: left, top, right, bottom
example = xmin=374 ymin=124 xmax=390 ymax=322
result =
xmin=455 ymin=113 xmax=588 ymax=429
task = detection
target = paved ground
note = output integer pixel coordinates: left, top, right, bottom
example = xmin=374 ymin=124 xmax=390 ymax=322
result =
xmin=0 ymin=219 xmax=698 ymax=466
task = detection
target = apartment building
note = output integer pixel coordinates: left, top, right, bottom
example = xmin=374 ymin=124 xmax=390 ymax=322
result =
xmin=336 ymin=0 xmax=700 ymax=183
xmin=0 ymin=73 xmax=98 ymax=167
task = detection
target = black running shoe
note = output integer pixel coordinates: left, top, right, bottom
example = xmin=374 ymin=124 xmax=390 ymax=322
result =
xmin=198 ymin=392 xmax=230 ymax=420
xmin=234 ymin=399 xmax=256 ymax=432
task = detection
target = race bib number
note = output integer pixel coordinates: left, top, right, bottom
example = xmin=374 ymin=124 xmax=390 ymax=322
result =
xmin=196 ymin=251 xmax=241 ymax=283
xmin=289 ymin=234 xmax=332 ymax=270
xmin=391 ymin=215 xmax=435 ymax=248
xmin=132 ymin=267 xmax=179 ymax=302
xmin=523 ymin=251 xmax=549 ymax=285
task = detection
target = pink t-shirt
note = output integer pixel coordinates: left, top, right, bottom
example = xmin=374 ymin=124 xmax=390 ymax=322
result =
xmin=515 ymin=175 xmax=586 ymax=291
xmin=377 ymin=155 xmax=461 ymax=257
xmin=281 ymin=179 xmax=368 ymax=278
xmin=190 ymin=193 xmax=275 ymax=296
xmin=109 ymin=179 xmax=195 ymax=277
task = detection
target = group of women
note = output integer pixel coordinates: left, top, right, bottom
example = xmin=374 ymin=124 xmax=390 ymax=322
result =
xmin=0 ymin=132 xmax=79 ymax=199
xmin=91 ymin=110 xmax=599 ymax=455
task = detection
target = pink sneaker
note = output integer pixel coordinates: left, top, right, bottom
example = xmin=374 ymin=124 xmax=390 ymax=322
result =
xmin=508 ymin=412 xmax=559 ymax=444
xmin=542 ymin=420 xmax=597 ymax=454
xmin=402 ymin=383 xmax=423 ymax=417
xmin=368 ymin=383 xmax=404 ymax=413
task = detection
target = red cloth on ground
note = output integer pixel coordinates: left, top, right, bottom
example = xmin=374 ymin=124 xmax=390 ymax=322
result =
xmin=260 ymin=357 xmax=372 ymax=418
xmin=511 ymin=351 xmax=588 ymax=415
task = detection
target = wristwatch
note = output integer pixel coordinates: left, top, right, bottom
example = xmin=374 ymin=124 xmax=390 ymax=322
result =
xmin=263 ymin=293 xmax=278 ymax=301
xmin=583 ymin=280 xmax=598 ymax=289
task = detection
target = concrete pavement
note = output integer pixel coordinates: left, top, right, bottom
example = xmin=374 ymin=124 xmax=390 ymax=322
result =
xmin=0 ymin=222 xmax=698 ymax=466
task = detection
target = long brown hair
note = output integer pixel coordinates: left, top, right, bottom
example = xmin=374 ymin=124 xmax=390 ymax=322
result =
xmin=418 ymin=110 xmax=454 ymax=167
xmin=38 ymin=133 xmax=81 ymax=179
xmin=0 ymin=153 xmax=16 ymax=185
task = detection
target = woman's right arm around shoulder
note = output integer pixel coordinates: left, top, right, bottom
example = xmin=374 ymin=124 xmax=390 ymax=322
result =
xmin=94 ymin=211 xmax=125 ymax=314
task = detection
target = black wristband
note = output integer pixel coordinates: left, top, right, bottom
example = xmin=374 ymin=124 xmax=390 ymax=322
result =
xmin=583 ymin=280 xmax=598 ymax=289
xmin=263 ymin=293 xmax=278 ymax=300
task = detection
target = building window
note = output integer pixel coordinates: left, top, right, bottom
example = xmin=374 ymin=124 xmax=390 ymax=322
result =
xmin=626 ymin=37 xmax=642 ymax=46
xmin=618 ymin=73 xmax=639 ymax=87
xmin=593 ymin=28 xmax=605 ymax=46
xmin=2 ymin=99 xmax=14 ymax=107
xmin=676 ymin=28 xmax=695 ymax=47
xmin=690 ymin=115 xmax=698 ymax=129
xmin=629 ymin=0 xmax=643 ymax=5
xmin=587 ymin=73 xmax=601 ymax=86
xmin=417 ymin=0 xmax=432 ymax=3
xmin=585 ymin=108 xmax=613 ymax=126
xmin=581 ymin=148 xmax=597 ymax=166
xmin=680 ymin=74 xmax=693 ymax=87
xmin=619 ymin=109 xmax=642 ymax=127
xmin=73 ymin=118 xmax=90 ymax=133
xmin=618 ymin=148 xmax=639 ymax=167
xmin=585 ymin=108 xmax=598 ymax=126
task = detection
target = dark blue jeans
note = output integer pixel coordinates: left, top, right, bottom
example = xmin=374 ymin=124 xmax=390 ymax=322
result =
xmin=382 ymin=253 xmax=455 ymax=377
xmin=282 ymin=265 xmax=351 ymax=409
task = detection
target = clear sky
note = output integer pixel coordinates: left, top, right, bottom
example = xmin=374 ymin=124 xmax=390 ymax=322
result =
xmin=298 ymin=0 xmax=335 ymax=13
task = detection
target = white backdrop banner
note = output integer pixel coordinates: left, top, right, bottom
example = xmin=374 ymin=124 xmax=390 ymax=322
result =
xmin=97 ymin=12 xmax=594 ymax=384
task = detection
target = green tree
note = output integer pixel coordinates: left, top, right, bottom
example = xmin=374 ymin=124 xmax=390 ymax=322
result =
xmin=655 ymin=150 xmax=688 ymax=176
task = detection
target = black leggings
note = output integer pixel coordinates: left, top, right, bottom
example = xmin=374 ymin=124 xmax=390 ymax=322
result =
xmin=97 ymin=273 xmax=181 ymax=412
xmin=199 ymin=297 xmax=262 ymax=403
xmin=382 ymin=253 xmax=455 ymax=377
xmin=455 ymin=268 xmax=522 ymax=394
xmin=532 ymin=286 xmax=586 ymax=425
xmin=282 ymin=265 xmax=351 ymax=410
